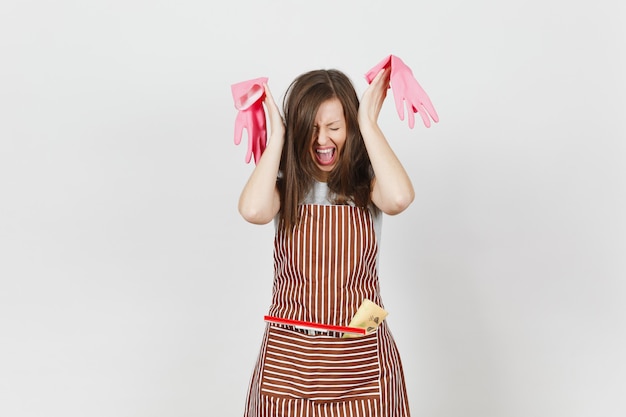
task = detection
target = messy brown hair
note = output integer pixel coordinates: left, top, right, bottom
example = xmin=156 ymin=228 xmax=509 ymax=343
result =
xmin=277 ymin=69 xmax=374 ymax=229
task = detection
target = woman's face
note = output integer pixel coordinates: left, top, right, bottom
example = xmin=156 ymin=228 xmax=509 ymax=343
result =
xmin=309 ymin=98 xmax=347 ymax=181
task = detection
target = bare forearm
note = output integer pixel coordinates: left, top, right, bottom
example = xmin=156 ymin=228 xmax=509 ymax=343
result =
xmin=238 ymin=136 xmax=282 ymax=224
xmin=360 ymin=122 xmax=414 ymax=215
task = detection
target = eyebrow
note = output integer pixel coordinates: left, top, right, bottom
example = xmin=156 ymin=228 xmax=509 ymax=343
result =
xmin=314 ymin=120 xmax=343 ymax=128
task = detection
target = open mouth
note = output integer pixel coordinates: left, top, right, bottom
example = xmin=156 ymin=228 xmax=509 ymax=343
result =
xmin=315 ymin=147 xmax=336 ymax=166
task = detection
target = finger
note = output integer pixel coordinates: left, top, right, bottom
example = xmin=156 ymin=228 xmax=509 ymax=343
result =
xmin=419 ymin=94 xmax=439 ymax=123
xmin=424 ymin=100 xmax=439 ymax=123
xmin=392 ymin=86 xmax=405 ymax=122
xmin=372 ymin=67 xmax=386 ymax=83
xmin=245 ymin=133 xmax=253 ymax=164
xmin=251 ymin=109 xmax=267 ymax=164
xmin=234 ymin=111 xmax=246 ymax=145
xmin=365 ymin=66 xmax=387 ymax=86
xmin=242 ymin=112 xmax=255 ymax=163
xmin=263 ymin=83 xmax=275 ymax=106
xmin=372 ymin=67 xmax=391 ymax=91
xmin=263 ymin=83 xmax=283 ymax=119
xmin=256 ymin=104 xmax=268 ymax=144
xmin=407 ymin=106 xmax=415 ymax=129
xmin=382 ymin=66 xmax=391 ymax=86
xmin=263 ymin=84 xmax=284 ymax=126
xmin=364 ymin=54 xmax=392 ymax=84
xmin=417 ymin=103 xmax=431 ymax=128
xmin=410 ymin=81 xmax=439 ymax=124
xmin=252 ymin=134 xmax=261 ymax=164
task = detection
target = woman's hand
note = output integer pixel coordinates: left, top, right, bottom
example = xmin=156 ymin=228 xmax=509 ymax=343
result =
xmin=238 ymin=82 xmax=284 ymax=225
xmin=365 ymin=55 xmax=439 ymax=129
xmin=358 ymin=67 xmax=391 ymax=127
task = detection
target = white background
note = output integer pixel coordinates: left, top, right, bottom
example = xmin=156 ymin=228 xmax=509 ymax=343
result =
xmin=1 ymin=1 xmax=625 ymax=416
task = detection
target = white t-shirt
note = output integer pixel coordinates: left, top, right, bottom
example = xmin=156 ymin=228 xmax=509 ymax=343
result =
xmin=299 ymin=181 xmax=383 ymax=243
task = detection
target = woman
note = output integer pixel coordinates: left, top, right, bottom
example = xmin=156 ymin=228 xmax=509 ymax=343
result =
xmin=238 ymin=67 xmax=414 ymax=417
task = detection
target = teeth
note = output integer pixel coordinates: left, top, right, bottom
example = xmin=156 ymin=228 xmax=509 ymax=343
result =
xmin=317 ymin=149 xmax=333 ymax=154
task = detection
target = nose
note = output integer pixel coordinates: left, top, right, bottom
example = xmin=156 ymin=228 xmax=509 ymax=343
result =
xmin=316 ymin=128 xmax=329 ymax=145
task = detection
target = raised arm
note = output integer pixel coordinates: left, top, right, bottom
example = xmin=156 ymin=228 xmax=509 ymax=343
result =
xmin=358 ymin=68 xmax=415 ymax=215
xmin=238 ymin=83 xmax=284 ymax=224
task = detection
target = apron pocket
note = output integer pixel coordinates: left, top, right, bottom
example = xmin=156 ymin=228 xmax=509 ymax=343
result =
xmin=260 ymin=325 xmax=381 ymax=403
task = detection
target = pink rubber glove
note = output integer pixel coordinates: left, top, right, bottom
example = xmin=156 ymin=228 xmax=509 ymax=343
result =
xmin=231 ymin=77 xmax=268 ymax=164
xmin=365 ymin=55 xmax=439 ymax=128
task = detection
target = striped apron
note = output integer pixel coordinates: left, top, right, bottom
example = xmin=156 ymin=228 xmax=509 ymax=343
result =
xmin=244 ymin=204 xmax=411 ymax=417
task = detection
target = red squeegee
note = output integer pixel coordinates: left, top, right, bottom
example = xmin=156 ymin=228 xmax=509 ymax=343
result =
xmin=264 ymin=315 xmax=366 ymax=336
